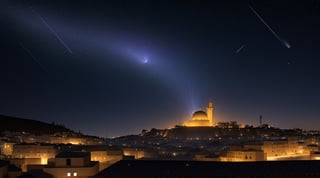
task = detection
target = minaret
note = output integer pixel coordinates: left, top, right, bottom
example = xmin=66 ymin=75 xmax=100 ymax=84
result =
xmin=207 ymin=101 xmax=214 ymax=126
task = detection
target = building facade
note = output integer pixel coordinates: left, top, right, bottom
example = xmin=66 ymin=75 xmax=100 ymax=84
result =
xmin=43 ymin=152 xmax=99 ymax=178
xmin=184 ymin=102 xmax=214 ymax=127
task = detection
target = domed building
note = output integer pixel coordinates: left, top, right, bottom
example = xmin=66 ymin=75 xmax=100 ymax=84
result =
xmin=184 ymin=102 xmax=214 ymax=127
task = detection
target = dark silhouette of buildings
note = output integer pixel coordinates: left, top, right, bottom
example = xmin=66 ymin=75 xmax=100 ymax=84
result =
xmin=95 ymin=160 xmax=320 ymax=178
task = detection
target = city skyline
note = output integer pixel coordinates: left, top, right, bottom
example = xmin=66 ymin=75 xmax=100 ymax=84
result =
xmin=1 ymin=0 xmax=320 ymax=137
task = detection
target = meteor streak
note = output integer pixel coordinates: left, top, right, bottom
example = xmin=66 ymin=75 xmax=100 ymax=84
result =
xmin=31 ymin=8 xmax=73 ymax=54
xmin=249 ymin=5 xmax=290 ymax=49
xmin=236 ymin=45 xmax=245 ymax=54
xmin=19 ymin=42 xmax=47 ymax=72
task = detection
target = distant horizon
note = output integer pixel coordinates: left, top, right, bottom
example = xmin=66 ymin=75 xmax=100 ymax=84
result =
xmin=1 ymin=112 xmax=319 ymax=138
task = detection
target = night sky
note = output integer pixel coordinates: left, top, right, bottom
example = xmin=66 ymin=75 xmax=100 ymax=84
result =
xmin=1 ymin=0 xmax=320 ymax=137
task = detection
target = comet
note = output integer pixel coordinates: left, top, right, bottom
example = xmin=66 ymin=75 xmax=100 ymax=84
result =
xmin=143 ymin=55 xmax=149 ymax=64
xmin=282 ymin=39 xmax=291 ymax=48
xmin=249 ymin=5 xmax=291 ymax=49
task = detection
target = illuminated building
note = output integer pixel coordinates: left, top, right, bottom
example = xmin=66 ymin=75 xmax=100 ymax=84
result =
xmin=310 ymin=151 xmax=320 ymax=160
xmin=263 ymin=137 xmax=307 ymax=160
xmin=12 ymin=144 xmax=57 ymax=165
xmin=214 ymin=144 xmax=266 ymax=162
xmin=91 ymin=148 xmax=123 ymax=171
xmin=9 ymin=144 xmax=57 ymax=171
xmin=219 ymin=150 xmax=265 ymax=162
xmin=184 ymin=102 xmax=214 ymax=127
xmin=264 ymin=139 xmax=288 ymax=158
xmin=43 ymin=152 xmax=99 ymax=178
xmin=0 ymin=142 xmax=15 ymax=156
xmin=122 ymin=148 xmax=145 ymax=160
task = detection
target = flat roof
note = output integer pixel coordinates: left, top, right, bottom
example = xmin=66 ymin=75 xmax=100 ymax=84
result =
xmin=56 ymin=152 xmax=90 ymax=158
xmin=95 ymin=160 xmax=320 ymax=177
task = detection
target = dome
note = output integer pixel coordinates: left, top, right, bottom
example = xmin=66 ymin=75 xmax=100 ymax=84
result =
xmin=192 ymin=111 xmax=208 ymax=121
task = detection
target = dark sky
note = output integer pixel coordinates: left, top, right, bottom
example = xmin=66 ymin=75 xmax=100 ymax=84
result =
xmin=1 ymin=0 xmax=320 ymax=137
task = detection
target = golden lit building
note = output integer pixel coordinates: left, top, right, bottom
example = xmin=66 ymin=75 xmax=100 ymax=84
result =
xmin=10 ymin=144 xmax=57 ymax=172
xmin=1 ymin=142 xmax=15 ymax=156
xmin=310 ymin=151 xmax=320 ymax=160
xmin=90 ymin=148 xmax=123 ymax=171
xmin=122 ymin=148 xmax=145 ymax=160
xmin=184 ymin=102 xmax=214 ymax=127
xmin=43 ymin=152 xmax=99 ymax=178
xmin=263 ymin=139 xmax=290 ymax=158
xmin=12 ymin=144 xmax=57 ymax=165
xmin=220 ymin=150 xmax=265 ymax=162
xmin=216 ymin=144 xmax=266 ymax=162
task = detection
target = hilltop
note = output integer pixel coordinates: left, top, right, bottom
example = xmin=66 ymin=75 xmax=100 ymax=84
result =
xmin=0 ymin=114 xmax=73 ymax=135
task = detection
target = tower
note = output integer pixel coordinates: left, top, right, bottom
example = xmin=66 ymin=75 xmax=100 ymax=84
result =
xmin=207 ymin=102 xmax=214 ymax=126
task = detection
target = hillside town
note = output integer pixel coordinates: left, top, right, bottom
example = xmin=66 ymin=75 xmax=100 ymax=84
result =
xmin=1 ymin=106 xmax=320 ymax=178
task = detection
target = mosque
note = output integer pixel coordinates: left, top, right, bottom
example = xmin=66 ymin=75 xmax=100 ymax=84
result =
xmin=184 ymin=102 xmax=214 ymax=127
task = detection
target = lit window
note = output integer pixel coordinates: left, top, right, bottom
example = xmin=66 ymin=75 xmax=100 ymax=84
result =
xmin=73 ymin=172 xmax=78 ymax=176
xmin=67 ymin=172 xmax=71 ymax=176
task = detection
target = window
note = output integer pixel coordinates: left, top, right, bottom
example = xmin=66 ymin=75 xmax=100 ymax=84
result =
xmin=66 ymin=158 xmax=71 ymax=166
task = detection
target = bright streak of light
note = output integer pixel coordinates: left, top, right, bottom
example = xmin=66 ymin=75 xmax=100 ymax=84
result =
xmin=31 ymin=7 xmax=73 ymax=54
xmin=249 ymin=5 xmax=290 ymax=49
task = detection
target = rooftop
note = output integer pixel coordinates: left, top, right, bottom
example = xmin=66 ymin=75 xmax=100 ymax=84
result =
xmin=56 ymin=152 xmax=90 ymax=158
xmin=96 ymin=160 xmax=320 ymax=177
